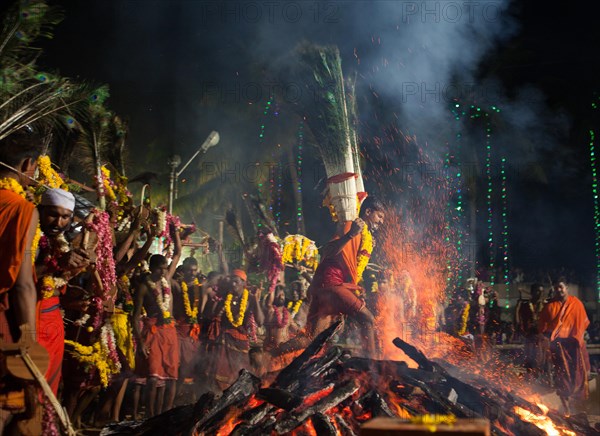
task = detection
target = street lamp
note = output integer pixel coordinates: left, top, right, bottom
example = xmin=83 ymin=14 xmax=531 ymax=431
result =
xmin=168 ymin=131 xmax=220 ymax=214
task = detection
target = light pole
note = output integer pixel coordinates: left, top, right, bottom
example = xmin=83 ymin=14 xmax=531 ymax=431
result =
xmin=167 ymin=131 xmax=220 ymax=214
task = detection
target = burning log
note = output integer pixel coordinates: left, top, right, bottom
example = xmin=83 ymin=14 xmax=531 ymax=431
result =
xmin=334 ymin=414 xmax=358 ymax=436
xmin=193 ymin=369 xmax=260 ymax=433
xmin=356 ymin=391 xmax=395 ymax=418
xmin=274 ymin=379 xmax=360 ymax=434
xmin=311 ymin=413 xmax=338 ymax=435
xmin=256 ymin=387 xmax=302 ymax=410
xmin=273 ymin=320 xmax=342 ymax=389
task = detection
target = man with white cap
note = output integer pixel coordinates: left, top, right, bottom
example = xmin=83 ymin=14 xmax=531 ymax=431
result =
xmin=36 ymin=188 xmax=91 ymax=396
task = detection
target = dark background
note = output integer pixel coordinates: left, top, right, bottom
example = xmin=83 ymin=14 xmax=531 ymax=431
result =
xmin=20 ymin=0 xmax=600 ymax=286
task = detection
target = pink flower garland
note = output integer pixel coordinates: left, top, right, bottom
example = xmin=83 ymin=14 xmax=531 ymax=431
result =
xmin=42 ymin=398 xmax=60 ymax=436
xmin=87 ymin=210 xmax=117 ymax=301
xmin=272 ymin=305 xmax=289 ymax=328
xmin=259 ymin=232 xmax=283 ymax=294
xmin=160 ymin=213 xmax=181 ymax=247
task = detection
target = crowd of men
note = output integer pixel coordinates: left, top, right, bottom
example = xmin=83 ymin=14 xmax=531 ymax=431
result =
xmin=0 ymin=128 xmax=389 ymax=434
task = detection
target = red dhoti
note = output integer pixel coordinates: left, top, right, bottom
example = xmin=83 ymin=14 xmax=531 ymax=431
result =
xmin=36 ymin=296 xmax=64 ymax=396
xmin=206 ymin=327 xmax=249 ymax=390
xmin=140 ymin=318 xmax=179 ymax=380
xmin=176 ymin=322 xmax=200 ymax=381
xmin=307 ymin=283 xmax=365 ymax=326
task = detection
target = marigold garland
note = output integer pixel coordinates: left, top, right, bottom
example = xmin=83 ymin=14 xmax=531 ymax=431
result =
xmin=457 ymin=303 xmax=470 ymax=336
xmin=99 ymin=166 xmax=117 ymax=202
xmin=63 ymin=339 xmax=120 ymax=387
xmin=180 ymin=278 xmax=199 ymax=323
xmin=0 ymin=177 xmax=41 ymax=264
xmin=36 ymin=155 xmax=65 ymax=189
xmin=356 ymin=223 xmax=373 ymax=283
xmin=281 ymin=235 xmax=319 ymax=270
xmin=287 ymin=299 xmax=303 ymax=316
xmin=224 ymin=289 xmax=249 ymax=328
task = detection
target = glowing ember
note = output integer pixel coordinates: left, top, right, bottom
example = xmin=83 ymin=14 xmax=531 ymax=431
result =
xmin=215 ymin=416 xmax=241 ymax=436
xmin=302 ymin=384 xmax=335 ymax=407
xmin=247 ymin=395 xmax=264 ymax=408
xmin=514 ymin=406 xmax=576 ymax=436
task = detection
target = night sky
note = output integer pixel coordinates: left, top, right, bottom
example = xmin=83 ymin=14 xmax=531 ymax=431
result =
xmin=20 ymin=0 xmax=600 ymax=285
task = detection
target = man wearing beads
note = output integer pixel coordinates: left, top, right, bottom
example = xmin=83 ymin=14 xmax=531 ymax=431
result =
xmin=205 ymin=269 xmax=264 ymax=390
xmin=132 ymin=228 xmax=181 ymax=417
xmin=35 ymin=188 xmax=91 ymax=396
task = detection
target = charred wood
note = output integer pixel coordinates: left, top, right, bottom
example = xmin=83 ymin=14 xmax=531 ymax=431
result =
xmin=193 ymin=370 xmax=260 ymax=433
xmin=311 ymin=413 xmax=338 ymax=436
xmin=274 ymin=320 xmax=342 ymax=389
xmin=274 ymin=379 xmax=359 ymax=434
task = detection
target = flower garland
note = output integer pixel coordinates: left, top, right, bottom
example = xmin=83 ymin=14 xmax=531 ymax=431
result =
xmin=457 ymin=303 xmax=470 ymax=336
xmin=150 ymin=276 xmax=172 ymax=323
xmin=356 ymin=223 xmax=373 ymax=283
xmin=36 ymin=155 xmax=65 ymax=189
xmin=0 ymin=177 xmax=41 ymax=264
xmin=99 ymin=166 xmax=117 ymax=203
xmin=287 ymin=299 xmax=303 ymax=316
xmin=272 ymin=305 xmax=289 ymax=328
xmin=100 ymin=320 xmax=122 ymax=375
xmin=39 ymin=275 xmax=67 ymax=300
xmin=281 ymin=235 xmax=319 ymax=270
xmin=224 ymin=289 xmax=249 ymax=328
xmin=87 ymin=210 xmax=117 ymax=299
xmin=180 ymin=279 xmax=199 ymax=323
xmin=259 ymin=232 xmax=283 ymax=293
xmin=115 ymin=174 xmax=131 ymax=206
xmin=63 ymin=339 xmax=120 ymax=387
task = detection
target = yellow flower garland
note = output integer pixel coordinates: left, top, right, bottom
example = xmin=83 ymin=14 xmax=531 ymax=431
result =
xmin=36 ymin=155 xmax=66 ymax=189
xmin=40 ymin=276 xmax=55 ymax=300
xmin=457 ymin=303 xmax=470 ymax=336
xmin=281 ymin=235 xmax=319 ymax=270
xmin=180 ymin=279 xmax=199 ymax=322
xmin=224 ymin=289 xmax=249 ymax=328
xmin=63 ymin=340 xmax=120 ymax=387
xmin=0 ymin=177 xmax=41 ymax=264
xmin=100 ymin=166 xmax=117 ymax=202
xmin=356 ymin=223 xmax=373 ymax=283
xmin=287 ymin=299 xmax=303 ymax=316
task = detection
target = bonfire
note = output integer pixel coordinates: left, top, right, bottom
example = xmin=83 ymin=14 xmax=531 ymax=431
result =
xmin=101 ymin=321 xmax=595 ymax=436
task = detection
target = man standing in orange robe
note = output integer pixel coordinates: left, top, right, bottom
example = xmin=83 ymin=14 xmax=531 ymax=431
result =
xmin=0 ymin=128 xmax=42 ymax=431
xmin=539 ymin=278 xmax=590 ymax=415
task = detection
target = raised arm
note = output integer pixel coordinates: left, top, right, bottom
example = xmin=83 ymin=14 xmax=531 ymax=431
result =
xmin=166 ymin=224 xmax=182 ymax=282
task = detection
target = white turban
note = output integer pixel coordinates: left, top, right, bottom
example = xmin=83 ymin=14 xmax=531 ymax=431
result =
xmin=40 ymin=188 xmax=76 ymax=212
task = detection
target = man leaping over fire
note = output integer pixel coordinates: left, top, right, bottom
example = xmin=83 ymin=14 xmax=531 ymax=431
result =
xmin=274 ymin=196 xmax=385 ymax=358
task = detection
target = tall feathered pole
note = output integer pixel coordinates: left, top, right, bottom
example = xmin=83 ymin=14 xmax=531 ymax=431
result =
xmin=293 ymin=43 xmax=365 ymax=223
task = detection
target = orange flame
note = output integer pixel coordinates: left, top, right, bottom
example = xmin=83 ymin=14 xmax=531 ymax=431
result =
xmin=514 ymin=406 xmax=576 ymax=436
